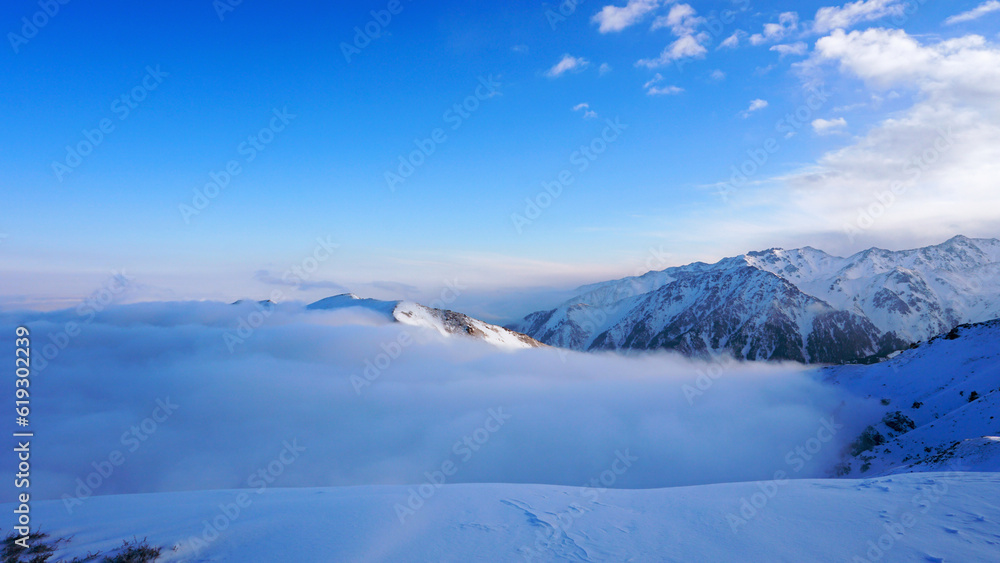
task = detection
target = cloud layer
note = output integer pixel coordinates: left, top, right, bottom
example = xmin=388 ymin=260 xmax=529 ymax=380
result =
xmin=4 ymin=302 xmax=875 ymax=504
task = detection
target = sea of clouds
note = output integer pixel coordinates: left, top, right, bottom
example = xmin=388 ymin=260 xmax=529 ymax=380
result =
xmin=1 ymin=301 xmax=878 ymax=504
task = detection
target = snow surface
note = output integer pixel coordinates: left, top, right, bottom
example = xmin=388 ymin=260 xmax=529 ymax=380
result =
xmin=10 ymin=472 xmax=1000 ymax=562
xmin=824 ymin=319 xmax=1000 ymax=477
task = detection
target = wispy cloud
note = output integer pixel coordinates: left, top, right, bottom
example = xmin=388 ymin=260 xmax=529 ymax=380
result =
xmin=945 ymin=1 xmax=1000 ymax=25
xmin=750 ymin=12 xmax=799 ymax=45
xmin=718 ymin=31 xmax=742 ymax=49
xmin=254 ymin=270 xmax=350 ymax=293
xmin=740 ymin=98 xmax=769 ymax=118
xmin=637 ymin=34 xmax=708 ymax=68
xmin=573 ymin=103 xmax=599 ymax=119
xmin=643 ymin=73 xmax=665 ymax=89
xmin=651 ymin=3 xmax=704 ymax=35
xmin=647 ymin=85 xmax=684 ymax=96
xmin=636 ymin=3 xmax=712 ymax=68
xmin=592 ymin=0 xmax=662 ymax=33
xmin=813 ymin=0 xmax=906 ymax=33
xmin=812 ymin=117 xmax=848 ymax=134
xmin=546 ymin=54 xmax=590 ymax=77
xmin=771 ymin=42 xmax=808 ymax=58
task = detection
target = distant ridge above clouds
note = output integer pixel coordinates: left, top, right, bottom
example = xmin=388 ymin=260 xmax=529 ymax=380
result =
xmin=308 ymin=293 xmax=544 ymax=349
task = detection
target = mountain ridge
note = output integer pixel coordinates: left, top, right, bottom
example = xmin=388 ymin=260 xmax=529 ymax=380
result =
xmin=307 ymin=293 xmax=545 ymax=349
xmin=509 ymin=236 xmax=1000 ymax=363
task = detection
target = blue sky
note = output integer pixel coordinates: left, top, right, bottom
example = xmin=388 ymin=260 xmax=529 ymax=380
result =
xmin=3 ymin=0 xmax=1000 ymax=312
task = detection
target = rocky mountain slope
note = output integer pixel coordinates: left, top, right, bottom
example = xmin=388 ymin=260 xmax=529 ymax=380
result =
xmin=510 ymin=236 xmax=1000 ymax=363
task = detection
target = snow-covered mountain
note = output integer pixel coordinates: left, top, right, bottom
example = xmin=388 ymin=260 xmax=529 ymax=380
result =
xmin=744 ymin=236 xmax=1000 ymax=343
xmin=825 ymin=318 xmax=1000 ymax=477
xmin=308 ymin=293 xmax=544 ymax=349
xmin=510 ymin=236 xmax=1000 ymax=363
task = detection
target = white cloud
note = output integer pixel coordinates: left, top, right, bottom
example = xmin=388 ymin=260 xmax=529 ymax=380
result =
xmin=812 ymin=117 xmax=848 ymax=134
xmin=813 ymin=0 xmax=906 ymax=33
xmin=599 ymin=62 xmax=613 ymax=75
xmin=771 ymin=42 xmax=809 ymax=58
xmin=647 ymin=85 xmax=685 ymax=95
xmin=764 ymin=28 xmax=1000 ymax=243
xmin=573 ymin=103 xmax=599 ymax=119
xmin=651 ymin=3 xmax=704 ymax=35
xmin=740 ymin=98 xmax=769 ymax=117
xmin=637 ymin=3 xmax=712 ymax=68
xmin=710 ymin=69 xmax=726 ymax=81
xmin=814 ymin=29 xmax=1000 ymax=100
xmin=719 ymin=31 xmax=742 ymax=49
xmin=750 ymin=12 xmax=799 ymax=45
xmin=637 ymin=34 xmax=709 ymax=67
xmin=945 ymin=1 xmax=1000 ymax=25
xmin=643 ymin=73 xmax=664 ymax=89
xmin=592 ymin=0 xmax=662 ymax=33
xmin=833 ymin=101 xmax=869 ymax=112
xmin=546 ymin=54 xmax=590 ymax=78
xmin=511 ymin=44 xmax=529 ymax=54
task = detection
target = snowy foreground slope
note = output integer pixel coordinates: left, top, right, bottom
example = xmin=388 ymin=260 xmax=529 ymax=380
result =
xmin=826 ymin=319 xmax=1000 ymax=477
xmin=9 ymin=473 xmax=1000 ymax=562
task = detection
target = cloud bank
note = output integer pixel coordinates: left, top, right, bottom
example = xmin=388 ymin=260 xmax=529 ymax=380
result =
xmin=3 ymin=302 xmax=877 ymax=505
